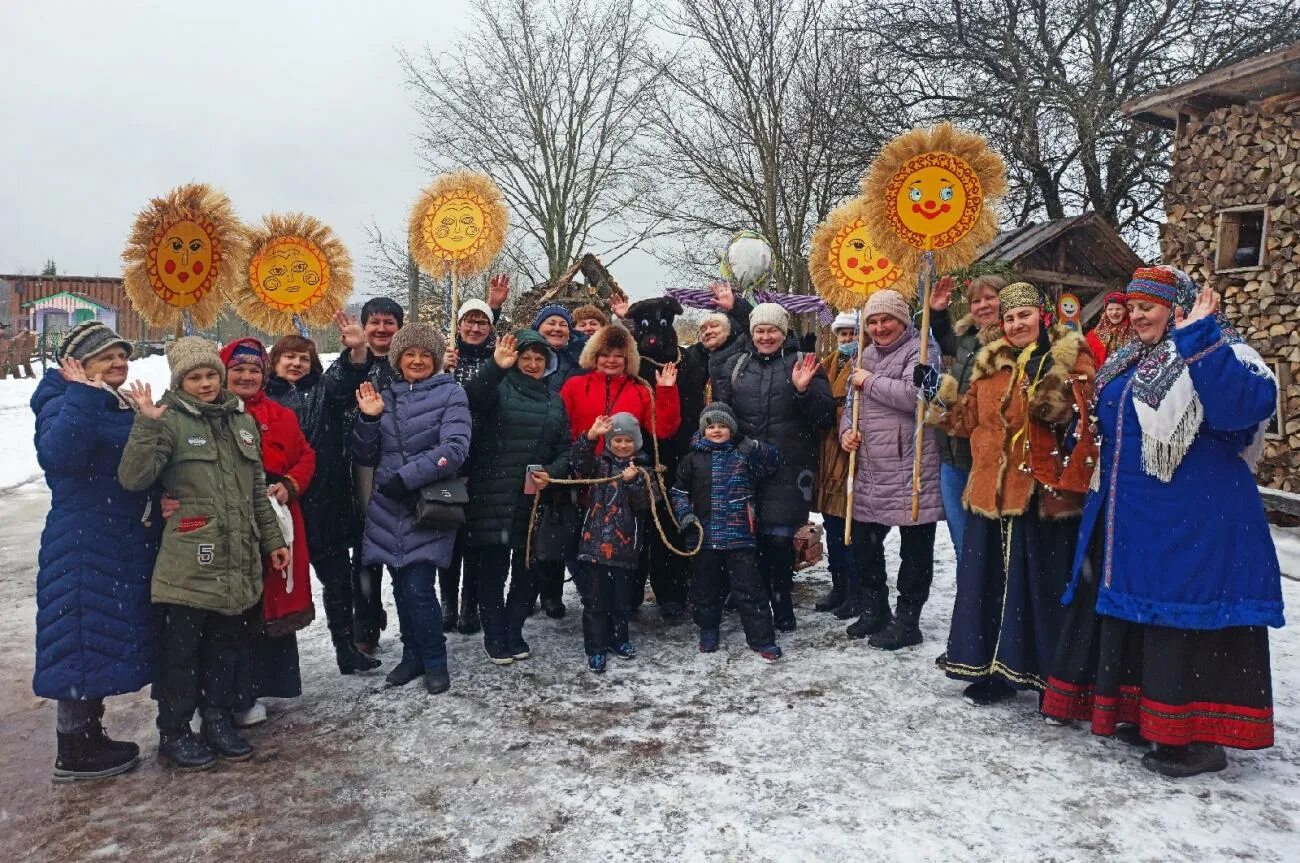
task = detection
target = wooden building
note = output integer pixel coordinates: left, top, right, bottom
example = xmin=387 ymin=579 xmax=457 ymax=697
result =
xmin=1124 ymin=41 xmax=1300 ymax=491
xmin=0 ymin=274 xmax=168 ymax=343
xmin=512 ymin=253 xmax=627 ymax=327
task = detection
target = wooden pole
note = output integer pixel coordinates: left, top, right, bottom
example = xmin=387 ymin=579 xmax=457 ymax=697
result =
xmin=406 ymin=254 xmax=420 ymax=323
xmin=911 ymin=249 xmax=934 ymax=522
xmin=450 ymin=269 xmax=460 ymax=331
xmin=843 ymin=303 xmax=868 ymax=545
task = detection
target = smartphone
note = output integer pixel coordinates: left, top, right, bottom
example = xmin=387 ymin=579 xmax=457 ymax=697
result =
xmin=524 ymin=464 xmax=544 ymax=494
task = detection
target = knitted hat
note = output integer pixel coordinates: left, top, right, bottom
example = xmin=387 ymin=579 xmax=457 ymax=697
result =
xmin=572 ymin=304 xmax=608 ymax=326
xmin=166 ymin=336 xmax=225 ymax=389
xmin=606 ymin=411 xmax=643 ymax=454
xmin=831 ymin=311 xmax=859 ymax=333
xmin=58 ymin=320 xmax=130 ymax=363
xmin=388 ymin=323 xmax=446 ymax=375
xmin=863 ymin=289 xmax=911 ymax=326
xmin=1103 ymin=291 xmax=1128 ymax=307
xmin=532 ymin=304 xmax=574 ymax=331
xmin=749 ymin=302 xmax=790 ymax=335
xmin=998 ymin=282 xmax=1045 ymax=313
xmin=1126 ymin=267 xmax=1178 ymax=308
xmin=699 ymin=401 xmax=738 ymax=435
xmin=219 ymin=337 xmax=266 ymax=369
xmin=457 ymin=299 xmax=494 ymax=323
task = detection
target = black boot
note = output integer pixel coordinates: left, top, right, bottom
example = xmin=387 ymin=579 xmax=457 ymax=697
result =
xmin=1141 ymin=743 xmax=1228 ymax=778
xmin=158 ymin=730 xmax=217 ymax=771
xmin=457 ymin=595 xmax=481 ymax=635
xmin=334 ymin=637 xmax=382 ymax=675
xmin=385 ymin=654 xmax=425 ymax=687
xmin=200 ymin=709 xmax=253 ymax=761
xmin=86 ymin=707 xmax=143 ymax=765
xmin=771 ymin=589 xmax=796 ymax=632
xmin=833 ymin=570 xmax=865 ymax=620
xmin=54 ymin=729 xmax=139 ymax=782
xmin=846 ymin=591 xmax=891 ymax=639
xmin=962 ymin=677 xmax=1017 ymax=706
xmin=424 ymin=666 xmax=451 ymax=695
xmin=542 ymin=597 xmax=567 ymax=619
xmin=868 ymin=604 xmax=923 ymax=651
xmin=815 ymin=570 xmax=846 ymax=613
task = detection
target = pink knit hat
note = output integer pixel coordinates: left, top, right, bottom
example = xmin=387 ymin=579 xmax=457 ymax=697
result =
xmin=863 ymin=289 xmax=911 ymax=327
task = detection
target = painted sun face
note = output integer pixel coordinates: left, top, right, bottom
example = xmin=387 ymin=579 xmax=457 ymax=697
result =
xmin=421 ymin=194 xmax=488 ymax=259
xmin=886 ymin=153 xmax=983 ymax=251
xmin=249 ymin=236 xmax=330 ymax=313
xmin=148 ymin=218 xmax=219 ymax=306
xmin=829 ymin=221 xmax=900 ymax=297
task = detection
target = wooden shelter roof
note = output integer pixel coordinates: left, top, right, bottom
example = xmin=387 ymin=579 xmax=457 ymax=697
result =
xmin=977 ymin=212 xmax=1143 ymax=290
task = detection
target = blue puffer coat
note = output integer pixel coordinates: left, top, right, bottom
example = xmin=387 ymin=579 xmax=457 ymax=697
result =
xmin=31 ymin=371 xmax=162 ymax=700
xmin=351 ymin=374 xmax=471 ymax=570
xmin=670 ymin=433 xmax=780 ymax=550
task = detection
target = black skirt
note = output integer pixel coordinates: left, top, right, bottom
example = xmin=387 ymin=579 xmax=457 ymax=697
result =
xmin=1042 ymin=529 xmax=1274 ymax=750
xmin=940 ymin=503 xmax=1080 ymax=690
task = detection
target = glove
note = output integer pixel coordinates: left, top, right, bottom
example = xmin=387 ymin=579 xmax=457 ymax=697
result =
xmin=678 ymin=513 xmax=700 ymax=530
xmin=737 ymin=437 xmax=758 ymax=455
xmin=912 ymin=364 xmax=940 ymax=401
xmin=378 ymin=474 xmax=408 ymax=500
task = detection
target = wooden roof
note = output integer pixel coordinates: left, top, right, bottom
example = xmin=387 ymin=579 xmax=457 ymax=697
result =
xmin=976 ymin=212 xmax=1143 ymax=291
xmin=1123 ymin=41 xmax=1300 ymax=129
xmin=22 ymin=290 xmax=116 ymax=311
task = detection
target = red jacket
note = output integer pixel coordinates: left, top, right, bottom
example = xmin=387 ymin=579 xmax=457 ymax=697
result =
xmin=560 ymin=371 xmax=681 ymax=447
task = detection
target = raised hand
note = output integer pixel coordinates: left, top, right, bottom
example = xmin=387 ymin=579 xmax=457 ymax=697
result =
xmin=494 ymin=333 xmax=518 ymax=369
xmin=709 ymin=280 xmax=735 ymax=312
xmin=334 ymin=311 xmax=366 ymax=351
xmin=791 ymin=354 xmax=818 ymax=393
xmin=609 ymin=293 xmax=629 ymax=319
xmin=655 ymin=361 xmax=678 ymax=388
xmin=355 ymin=381 xmax=385 ymax=416
xmin=587 ymin=414 xmax=614 ymax=441
xmin=930 ymin=275 xmax=955 ymax=311
xmin=488 ymin=273 xmax=511 ymax=309
xmin=1175 ymin=285 xmax=1220 ymax=330
xmin=58 ymin=357 xmax=99 ymax=387
xmin=840 ymin=429 xmax=862 ymax=453
xmin=125 ymin=381 xmax=167 ymax=420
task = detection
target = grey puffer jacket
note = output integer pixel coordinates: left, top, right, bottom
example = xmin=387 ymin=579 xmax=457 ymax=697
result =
xmin=714 ymin=345 xmax=835 ymax=534
xmin=351 ymin=374 xmax=471 ymax=569
xmin=840 ymin=323 xmax=945 ymax=526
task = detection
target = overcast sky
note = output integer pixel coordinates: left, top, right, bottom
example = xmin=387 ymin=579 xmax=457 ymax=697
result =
xmin=0 ymin=1 xmax=667 ymax=300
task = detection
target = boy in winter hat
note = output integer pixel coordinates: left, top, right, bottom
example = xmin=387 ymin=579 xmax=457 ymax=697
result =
xmin=570 ymin=411 xmax=655 ymax=674
xmin=671 ymin=402 xmax=783 ymax=660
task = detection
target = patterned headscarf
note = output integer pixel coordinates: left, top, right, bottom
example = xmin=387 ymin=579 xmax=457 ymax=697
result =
xmin=1090 ymin=292 xmax=1132 ymax=355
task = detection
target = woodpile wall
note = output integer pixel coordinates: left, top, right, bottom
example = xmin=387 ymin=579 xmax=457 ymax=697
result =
xmin=1161 ymin=95 xmax=1300 ymax=490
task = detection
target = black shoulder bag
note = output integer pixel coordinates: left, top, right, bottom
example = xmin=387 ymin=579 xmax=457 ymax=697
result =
xmin=391 ymin=391 xmax=469 ymax=531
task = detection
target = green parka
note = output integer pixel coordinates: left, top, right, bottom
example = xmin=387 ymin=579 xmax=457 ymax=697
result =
xmin=118 ymin=389 xmax=285 ymax=614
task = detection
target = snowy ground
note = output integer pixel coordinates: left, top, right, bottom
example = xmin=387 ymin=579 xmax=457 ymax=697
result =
xmin=1 ymin=362 xmax=1298 ymax=862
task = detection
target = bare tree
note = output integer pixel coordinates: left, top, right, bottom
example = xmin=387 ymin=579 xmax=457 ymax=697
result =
xmin=848 ymin=0 xmax=1300 ymax=246
xmin=644 ymin=0 xmax=894 ymax=293
xmin=400 ymin=0 xmax=664 ymax=286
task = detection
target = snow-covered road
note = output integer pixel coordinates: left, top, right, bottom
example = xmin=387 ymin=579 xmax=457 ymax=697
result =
xmin=0 ymin=366 xmax=1297 ymax=862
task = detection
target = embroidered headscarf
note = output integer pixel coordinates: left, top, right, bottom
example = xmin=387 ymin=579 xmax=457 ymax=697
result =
xmin=1094 ymin=265 xmax=1270 ymax=483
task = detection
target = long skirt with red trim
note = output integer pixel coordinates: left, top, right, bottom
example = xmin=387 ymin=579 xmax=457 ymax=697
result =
xmin=939 ymin=502 xmax=1079 ymax=690
xmin=1041 ymin=529 xmax=1274 ymax=750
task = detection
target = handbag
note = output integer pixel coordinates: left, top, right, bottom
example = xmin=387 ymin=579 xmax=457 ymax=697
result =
xmin=391 ymin=393 xmax=469 ymax=532
xmin=533 ymin=488 xmax=581 ymax=563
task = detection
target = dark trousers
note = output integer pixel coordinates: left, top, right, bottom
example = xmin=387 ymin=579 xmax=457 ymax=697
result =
xmin=850 ymin=521 xmax=937 ymax=621
xmin=690 ymin=548 xmax=775 ymax=648
xmin=438 ymin=530 xmax=474 ymax=615
xmin=471 ymin=545 xmax=538 ymax=648
xmin=578 ymin=563 xmax=637 ymax=656
xmin=756 ymin=534 xmax=795 ymax=623
xmin=312 ymin=548 xmax=355 ymax=643
xmin=392 ymin=562 xmax=448 ymax=670
xmin=822 ymin=514 xmax=854 ymax=576
xmin=232 ymin=600 xmax=301 ymax=710
xmin=152 ymin=603 xmax=251 ymax=734
xmin=351 ymin=545 xmax=388 ymax=644
xmin=637 ymin=526 xmax=690 ymax=609
xmin=536 ymin=559 xmax=565 ymax=605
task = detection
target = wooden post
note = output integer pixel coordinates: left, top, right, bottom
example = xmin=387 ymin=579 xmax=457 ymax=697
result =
xmin=406 ymin=254 xmax=420 ymax=323
xmin=843 ymin=303 xmax=868 ymax=545
xmin=450 ymin=270 xmax=460 ymax=331
xmin=911 ymin=250 xmax=934 ymax=522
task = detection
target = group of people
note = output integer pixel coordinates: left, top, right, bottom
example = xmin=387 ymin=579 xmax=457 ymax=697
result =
xmin=29 ymin=262 xmax=1284 ymax=783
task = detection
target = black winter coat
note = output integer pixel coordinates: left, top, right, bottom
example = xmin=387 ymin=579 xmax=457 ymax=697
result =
xmin=463 ymin=360 xmax=571 ymax=548
xmin=713 ymin=346 xmax=835 ymax=533
xmin=571 ymin=436 xmax=653 ymax=571
xmin=266 ymin=365 xmax=366 ymax=557
xmin=326 ymin=350 xmax=397 ymax=534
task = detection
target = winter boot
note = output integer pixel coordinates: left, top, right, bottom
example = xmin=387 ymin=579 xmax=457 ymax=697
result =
xmin=698 ymin=630 xmax=720 ymax=653
xmin=1113 ymin=723 xmax=1149 ymax=748
xmin=200 ymin=710 xmax=253 ymax=761
xmin=158 ymin=730 xmax=217 ymax=772
xmin=424 ymin=666 xmax=451 ymax=695
xmin=53 ymin=729 xmax=140 ymax=782
xmin=611 ymin=641 xmax=637 ymax=660
xmin=846 ymin=593 xmax=891 ymax=639
xmin=771 ymin=590 xmax=797 ymax=632
xmin=542 ymin=597 xmax=567 ymax=620
xmin=588 ymin=652 xmax=608 ymax=674
xmin=457 ymin=596 xmax=481 ymax=635
xmin=234 ymin=701 xmax=267 ymax=728
xmin=442 ymin=607 xmax=459 ymax=633
xmin=833 ymin=570 xmax=865 ymax=620
xmin=484 ymin=640 xmax=515 ymax=665
xmin=1142 ymin=743 xmax=1227 ymax=778
xmin=335 ymin=637 xmax=382 ymax=675
xmin=507 ymin=637 xmax=532 ymax=660
xmin=385 ymin=654 xmax=425 ymax=687
xmin=962 ymin=677 xmax=1017 ymax=707
xmin=815 ymin=570 xmax=846 ymax=613
xmin=754 ymin=644 xmax=783 ymax=663
xmin=868 ymin=604 xmax=923 ymax=651
xmin=86 ymin=710 xmax=143 ymax=765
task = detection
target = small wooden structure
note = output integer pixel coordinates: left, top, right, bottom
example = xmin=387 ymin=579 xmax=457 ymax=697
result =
xmin=974 ymin=212 xmax=1143 ymax=325
xmin=1123 ymin=40 xmax=1300 ymax=492
xmin=512 ymin=253 xmax=627 ymax=327
xmin=0 ymin=274 xmax=167 ymax=342
xmin=23 ymin=291 xmax=118 ymax=334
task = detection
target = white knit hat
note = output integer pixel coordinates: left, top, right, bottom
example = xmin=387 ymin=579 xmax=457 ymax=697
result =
xmin=749 ymin=302 xmax=790 ymax=335
xmin=457 ymin=299 xmax=493 ymax=323
xmin=831 ymin=311 xmax=859 ymax=333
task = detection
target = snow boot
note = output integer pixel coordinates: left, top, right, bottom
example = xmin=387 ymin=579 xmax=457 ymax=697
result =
xmin=815 ymin=570 xmax=846 ymax=613
xmin=588 ymin=652 xmax=608 ymax=674
xmin=771 ymin=590 xmax=797 ymax=632
xmin=423 ymin=666 xmax=451 ymax=695
xmin=611 ymin=641 xmax=637 ymax=660
xmin=698 ymin=630 xmax=720 ymax=653
xmin=868 ymin=604 xmax=923 ymax=651
xmin=86 ymin=710 xmax=143 ymax=765
xmin=484 ymin=641 xmax=514 ymax=666
xmin=508 ymin=637 xmax=532 ymax=660
xmin=846 ymin=593 xmax=891 ymax=639
xmin=53 ymin=729 xmax=139 ymax=782
xmin=457 ymin=598 xmax=481 ymax=635
xmin=1141 ymin=743 xmax=1227 ymax=778
xmin=335 ymin=637 xmax=382 ymax=675
xmin=962 ymin=677 xmax=1017 ymax=707
xmin=200 ymin=709 xmax=253 ymax=761
xmin=833 ymin=569 xmax=865 ymax=620
xmin=158 ymin=730 xmax=216 ymax=772
xmin=754 ymin=644 xmax=783 ymax=663
xmin=385 ymin=654 xmax=425 ymax=687
xmin=234 ymin=700 xmax=267 ymax=728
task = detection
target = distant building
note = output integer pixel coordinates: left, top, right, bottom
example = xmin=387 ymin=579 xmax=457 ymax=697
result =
xmin=0 ymin=274 xmax=167 ymax=342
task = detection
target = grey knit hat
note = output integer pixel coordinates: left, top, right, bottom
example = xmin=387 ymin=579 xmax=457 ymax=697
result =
xmin=166 ymin=336 xmax=225 ymax=390
xmin=748 ymin=302 xmax=790 ymax=335
xmin=699 ymin=401 xmax=738 ymax=435
xmin=58 ymin=320 xmax=131 ymax=363
xmin=606 ymin=412 xmax=643 ymax=454
xmin=388 ymin=322 xmax=446 ymax=376
xmin=863 ymin=289 xmax=912 ymax=327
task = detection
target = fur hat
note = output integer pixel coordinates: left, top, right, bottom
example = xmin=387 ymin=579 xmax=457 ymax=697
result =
xmin=532 ymin=304 xmax=574 ymax=331
xmin=388 ymin=323 xmax=446 ymax=375
xmin=749 ymin=302 xmax=790 ymax=335
xmin=863 ymin=289 xmax=912 ymax=327
xmin=457 ymin=299 xmax=494 ymax=323
xmin=58 ymin=320 xmax=131 ymax=363
xmin=831 ymin=311 xmax=859 ymax=333
xmin=166 ymin=336 xmax=225 ymax=390
xmin=699 ymin=401 xmax=738 ymax=435
xmin=572 ymin=304 xmax=608 ymax=326
xmin=579 ymin=323 xmax=641 ymax=377
xmin=606 ymin=411 xmax=643 ymax=454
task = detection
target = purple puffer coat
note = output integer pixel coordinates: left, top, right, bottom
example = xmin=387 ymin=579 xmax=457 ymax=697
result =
xmin=352 ymin=374 xmax=471 ymax=569
xmin=840 ymin=322 xmax=944 ymax=526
